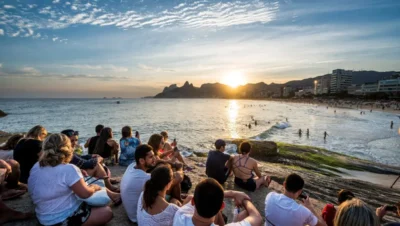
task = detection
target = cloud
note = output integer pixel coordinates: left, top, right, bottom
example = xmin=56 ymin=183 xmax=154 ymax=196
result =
xmin=62 ymin=64 xmax=129 ymax=72
xmin=65 ymin=2 xmax=71 ymax=5
xmin=138 ymin=64 xmax=175 ymax=72
xmin=27 ymin=4 xmax=37 ymax=9
xmin=52 ymin=0 xmax=60 ymax=4
xmin=3 ymin=5 xmax=15 ymax=9
xmin=0 ymin=29 xmax=4 ymax=36
xmin=71 ymin=5 xmax=78 ymax=10
xmin=52 ymin=37 xmax=59 ymax=42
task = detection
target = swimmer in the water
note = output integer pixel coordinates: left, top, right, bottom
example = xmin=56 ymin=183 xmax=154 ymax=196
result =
xmin=306 ymin=129 xmax=309 ymax=138
xmin=324 ymin=131 xmax=328 ymax=140
xmin=298 ymin=129 xmax=302 ymax=137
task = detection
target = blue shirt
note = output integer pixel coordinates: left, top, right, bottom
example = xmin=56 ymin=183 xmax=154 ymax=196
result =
xmin=119 ymin=137 xmax=140 ymax=166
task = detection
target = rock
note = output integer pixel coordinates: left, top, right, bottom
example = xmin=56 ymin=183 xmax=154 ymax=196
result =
xmin=229 ymin=139 xmax=278 ymax=160
xmin=0 ymin=109 xmax=7 ymax=118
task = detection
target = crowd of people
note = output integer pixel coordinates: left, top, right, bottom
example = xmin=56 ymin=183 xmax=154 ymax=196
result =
xmin=0 ymin=124 xmax=399 ymax=226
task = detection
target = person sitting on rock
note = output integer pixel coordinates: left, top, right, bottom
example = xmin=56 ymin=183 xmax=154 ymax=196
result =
xmin=322 ymin=189 xmax=355 ymax=226
xmin=160 ymin=131 xmax=186 ymax=165
xmin=93 ymin=127 xmax=119 ymax=165
xmin=334 ymin=198 xmax=379 ymax=226
xmin=84 ymin=124 xmax=104 ymax=154
xmin=147 ymin=134 xmax=184 ymax=205
xmin=119 ymin=126 xmax=141 ymax=166
xmin=121 ymin=144 xmax=157 ymax=224
xmin=13 ymin=125 xmax=48 ymax=184
xmin=232 ymin=142 xmax=270 ymax=192
xmin=62 ymin=129 xmax=119 ymax=193
xmin=206 ymin=139 xmax=233 ymax=185
xmin=173 ymin=178 xmax=262 ymax=226
xmin=137 ymin=164 xmax=192 ymax=226
xmin=28 ymin=134 xmax=115 ymax=226
xmin=265 ymin=173 xmax=327 ymax=226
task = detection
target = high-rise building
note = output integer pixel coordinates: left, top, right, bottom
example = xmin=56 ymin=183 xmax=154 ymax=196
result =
xmin=330 ymin=69 xmax=353 ymax=94
xmin=314 ymin=74 xmax=331 ymax=95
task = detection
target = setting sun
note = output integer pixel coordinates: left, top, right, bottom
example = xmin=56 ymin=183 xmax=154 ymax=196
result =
xmin=221 ymin=71 xmax=247 ymax=88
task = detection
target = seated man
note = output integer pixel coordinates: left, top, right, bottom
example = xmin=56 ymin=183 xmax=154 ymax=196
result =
xmin=121 ymin=144 xmax=156 ymax=224
xmin=206 ymin=139 xmax=233 ymax=185
xmin=84 ymin=124 xmax=104 ymax=155
xmin=265 ymin=173 xmax=327 ymax=226
xmin=61 ymin=129 xmax=119 ymax=192
xmin=173 ymin=178 xmax=262 ymax=226
xmin=0 ymin=160 xmax=33 ymax=224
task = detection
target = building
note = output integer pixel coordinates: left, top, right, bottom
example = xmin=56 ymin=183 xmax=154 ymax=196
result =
xmin=378 ymin=77 xmax=400 ymax=93
xmin=347 ymin=84 xmax=362 ymax=95
xmin=283 ymin=86 xmax=293 ymax=97
xmin=295 ymin=87 xmax=314 ymax=97
xmin=330 ymin=69 xmax=353 ymax=94
xmin=314 ymin=74 xmax=331 ymax=95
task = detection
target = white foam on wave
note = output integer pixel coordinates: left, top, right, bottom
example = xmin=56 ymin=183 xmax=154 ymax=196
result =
xmin=273 ymin=121 xmax=290 ymax=129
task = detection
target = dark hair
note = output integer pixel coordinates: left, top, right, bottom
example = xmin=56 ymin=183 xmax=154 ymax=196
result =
xmin=93 ymin=127 xmax=112 ymax=156
xmin=0 ymin=134 xmax=24 ymax=150
xmin=239 ymin=142 xmax=251 ymax=154
xmin=121 ymin=126 xmax=132 ymax=138
xmin=147 ymin=134 xmax=163 ymax=156
xmin=135 ymin=144 xmax=153 ymax=165
xmin=143 ymin=165 xmax=173 ymax=209
xmin=215 ymin=139 xmax=226 ymax=150
xmin=95 ymin=124 xmax=104 ymax=133
xmin=338 ymin=189 xmax=355 ymax=204
xmin=284 ymin=173 xmax=304 ymax=193
xmin=61 ymin=129 xmax=79 ymax=138
xmin=194 ymin=178 xmax=224 ymax=218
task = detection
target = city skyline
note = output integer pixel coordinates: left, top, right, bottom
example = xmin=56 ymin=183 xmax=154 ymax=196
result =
xmin=1 ymin=0 xmax=400 ymax=98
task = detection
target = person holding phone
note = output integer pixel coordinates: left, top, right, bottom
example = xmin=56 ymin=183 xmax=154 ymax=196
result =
xmin=119 ymin=126 xmax=141 ymax=166
xmin=160 ymin=131 xmax=186 ymax=165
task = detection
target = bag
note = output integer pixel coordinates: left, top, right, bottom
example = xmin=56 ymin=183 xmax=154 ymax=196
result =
xmin=181 ymin=175 xmax=192 ymax=193
xmin=76 ymin=177 xmax=111 ymax=207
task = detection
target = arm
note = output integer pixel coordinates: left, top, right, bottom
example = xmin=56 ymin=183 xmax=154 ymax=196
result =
xmin=70 ymin=154 xmax=99 ymax=170
xmin=160 ymin=150 xmax=174 ymax=159
xmin=70 ymin=178 xmax=101 ymax=199
xmin=164 ymin=142 xmax=173 ymax=152
xmin=252 ymin=160 xmax=262 ymax=178
xmin=303 ymin=196 xmax=327 ymax=226
xmin=84 ymin=138 xmax=91 ymax=148
xmin=241 ymin=199 xmax=262 ymax=226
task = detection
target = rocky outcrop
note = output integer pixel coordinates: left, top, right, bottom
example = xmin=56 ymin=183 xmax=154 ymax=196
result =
xmin=229 ymin=139 xmax=278 ymax=160
xmin=0 ymin=110 xmax=7 ymax=118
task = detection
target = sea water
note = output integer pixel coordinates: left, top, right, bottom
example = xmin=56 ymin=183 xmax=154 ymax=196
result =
xmin=0 ymin=98 xmax=399 ymax=165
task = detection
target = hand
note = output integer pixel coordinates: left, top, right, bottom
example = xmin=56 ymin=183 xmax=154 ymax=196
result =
xmin=81 ymin=170 xmax=89 ymax=177
xmin=232 ymin=191 xmax=251 ymax=207
xmin=89 ymin=184 xmax=102 ymax=192
xmin=302 ymin=196 xmax=313 ymax=210
xmin=376 ymin=206 xmax=387 ymax=220
xmin=96 ymin=156 xmax=104 ymax=163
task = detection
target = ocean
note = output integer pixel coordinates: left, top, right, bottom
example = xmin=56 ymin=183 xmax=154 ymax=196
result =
xmin=0 ymin=98 xmax=399 ymax=166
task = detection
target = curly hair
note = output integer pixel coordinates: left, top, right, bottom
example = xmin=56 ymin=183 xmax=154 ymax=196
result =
xmin=39 ymin=134 xmax=73 ymax=167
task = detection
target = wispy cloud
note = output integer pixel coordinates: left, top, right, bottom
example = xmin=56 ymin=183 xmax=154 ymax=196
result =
xmin=3 ymin=5 xmax=15 ymax=9
xmin=138 ymin=64 xmax=176 ymax=72
xmin=62 ymin=64 xmax=128 ymax=72
xmin=52 ymin=0 xmax=60 ymax=4
xmin=0 ymin=29 xmax=4 ymax=36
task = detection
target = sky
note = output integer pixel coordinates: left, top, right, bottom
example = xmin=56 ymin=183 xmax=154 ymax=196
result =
xmin=0 ymin=0 xmax=399 ymax=98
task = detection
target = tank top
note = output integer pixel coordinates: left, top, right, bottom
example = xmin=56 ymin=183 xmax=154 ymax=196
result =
xmin=88 ymin=136 xmax=99 ymax=154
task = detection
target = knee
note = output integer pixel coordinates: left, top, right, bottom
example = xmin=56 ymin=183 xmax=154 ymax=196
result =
xmin=98 ymin=206 xmax=113 ymax=223
xmin=6 ymin=160 xmax=19 ymax=170
xmin=174 ymin=172 xmax=183 ymax=184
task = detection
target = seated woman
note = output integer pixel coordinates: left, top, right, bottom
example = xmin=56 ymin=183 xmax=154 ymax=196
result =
xmin=334 ymin=198 xmax=379 ymax=226
xmin=13 ymin=125 xmax=47 ymax=184
xmin=232 ymin=142 xmax=270 ymax=192
xmin=160 ymin=131 xmax=186 ymax=165
xmin=119 ymin=126 xmax=141 ymax=166
xmin=322 ymin=189 xmax=355 ymax=226
xmin=28 ymin=134 xmax=115 ymax=226
xmin=137 ymin=165 xmax=192 ymax=226
xmin=93 ymin=127 xmax=119 ymax=165
xmin=148 ymin=134 xmax=184 ymax=205
xmin=0 ymin=134 xmax=24 ymax=160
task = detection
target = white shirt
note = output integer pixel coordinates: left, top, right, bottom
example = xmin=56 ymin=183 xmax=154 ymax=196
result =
xmin=173 ymin=203 xmax=251 ymax=226
xmin=137 ymin=192 xmax=179 ymax=226
xmin=264 ymin=192 xmax=318 ymax=226
xmin=28 ymin=163 xmax=83 ymax=225
xmin=121 ymin=163 xmax=151 ymax=223
xmin=0 ymin=150 xmax=13 ymax=160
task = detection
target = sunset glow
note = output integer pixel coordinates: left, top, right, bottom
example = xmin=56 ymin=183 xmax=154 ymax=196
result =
xmin=222 ymin=72 xmax=247 ymax=88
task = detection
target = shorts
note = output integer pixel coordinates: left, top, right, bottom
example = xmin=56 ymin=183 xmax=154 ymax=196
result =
xmin=52 ymin=202 xmax=91 ymax=226
xmin=234 ymin=176 xmax=256 ymax=192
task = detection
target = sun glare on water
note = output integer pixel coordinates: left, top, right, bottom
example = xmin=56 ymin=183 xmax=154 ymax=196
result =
xmin=222 ymin=71 xmax=246 ymax=88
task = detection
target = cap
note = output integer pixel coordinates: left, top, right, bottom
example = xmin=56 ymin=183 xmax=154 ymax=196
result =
xmin=215 ymin=139 xmax=226 ymax=149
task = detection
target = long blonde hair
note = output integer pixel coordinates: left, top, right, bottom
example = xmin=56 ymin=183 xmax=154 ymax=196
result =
xmin=334 ymin=198 xmax=379 ymax=226
xmin=27 ymin=125 xmax=46 ymax=140
xmin=39 ymin=134 xmax=73 ymax=167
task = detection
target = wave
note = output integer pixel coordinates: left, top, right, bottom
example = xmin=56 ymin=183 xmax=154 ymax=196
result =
xmin=250 ymin=121 xmax=290 ymax=140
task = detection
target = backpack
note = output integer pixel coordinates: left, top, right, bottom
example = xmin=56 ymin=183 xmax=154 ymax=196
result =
xmin=181 ymin=175 xmax=192 ymax=193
